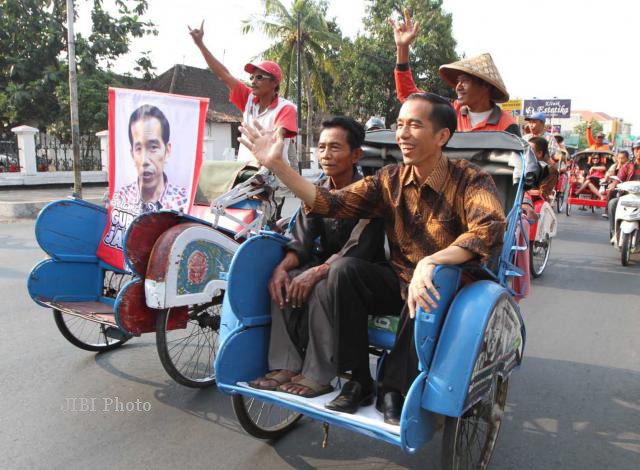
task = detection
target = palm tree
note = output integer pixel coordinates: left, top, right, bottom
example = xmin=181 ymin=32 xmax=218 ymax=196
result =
xmin=243 ymin=0 xmax=340 ymax=160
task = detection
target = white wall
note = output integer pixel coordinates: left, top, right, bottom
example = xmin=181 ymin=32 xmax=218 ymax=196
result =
xmin=204 ymin=122 xmax=234 ymax=160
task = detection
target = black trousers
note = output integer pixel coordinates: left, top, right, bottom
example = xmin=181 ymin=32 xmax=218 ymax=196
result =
xmin=323 ymin=258 xmax=403 ymax=378
xmin=381 ymin=303 xmax=422 ymax=396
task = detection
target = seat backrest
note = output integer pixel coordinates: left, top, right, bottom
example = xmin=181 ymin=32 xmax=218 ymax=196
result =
xmin=446 ymin=148 xmax=520 ymax=216
xmin=194 ymin=161 xmax=248 ymax=204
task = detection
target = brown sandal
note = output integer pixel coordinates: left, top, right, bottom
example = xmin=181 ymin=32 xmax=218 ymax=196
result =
xmin=248 ymin=370 xmax=297 ymax=391
xmin=277 ymin=375 xmax=333 ymax=398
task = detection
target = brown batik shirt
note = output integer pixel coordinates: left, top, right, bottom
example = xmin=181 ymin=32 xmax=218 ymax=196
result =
xmin=306 ymin=155 xmax=506 ymax=290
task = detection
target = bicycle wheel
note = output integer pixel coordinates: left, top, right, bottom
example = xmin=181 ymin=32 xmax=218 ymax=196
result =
xmin=53 ymin=309 xmax=130 ymax=352
xmin=155 ymin=296 xmax=222 ymax=388
xmin=232 ymin=394 xmax=303 ymax=440
xmin=530 ymin=234 xmax=551 ymax=278
xmin=441 ymin=377 xmax=509 ymax=470
xmin=441 ymin=294 xmax=511 ymax=470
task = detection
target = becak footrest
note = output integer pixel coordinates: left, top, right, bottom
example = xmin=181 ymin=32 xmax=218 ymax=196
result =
xmin=43 ymin=300 xmax=116 ymax=326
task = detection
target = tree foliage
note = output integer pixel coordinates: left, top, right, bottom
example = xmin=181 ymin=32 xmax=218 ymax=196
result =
xmin=0 ymin=0 xmax=156 ymax=138
xmin=243 ymin=0 xmax=340 ymax=149
xmin=327 ymin=0 xmax=458 ymax=126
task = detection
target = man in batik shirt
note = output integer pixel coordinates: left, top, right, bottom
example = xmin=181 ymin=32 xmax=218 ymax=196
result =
xmin=239 ymin=92 xmax=506 ymax=425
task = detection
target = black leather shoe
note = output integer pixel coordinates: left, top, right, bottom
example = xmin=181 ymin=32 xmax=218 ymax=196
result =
xmin=382 ymin=391 xmax=403 ymax=425
xmin=325 ymin=381 xmax=373 ymax=414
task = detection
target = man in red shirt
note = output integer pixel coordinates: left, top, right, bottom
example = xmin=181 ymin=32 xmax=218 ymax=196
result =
xmin=388 ymin=9 xmax=519 ymax=136
xmin=189 ymin=21 xmax=297 ymax=166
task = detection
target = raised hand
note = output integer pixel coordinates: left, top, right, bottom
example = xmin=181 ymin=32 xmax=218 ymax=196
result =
xmin=188 ymin=20 xmax=205 ymax=46
xmin=387 ymin=8 xmax=420 ymax=48
xmin=238 ymin=120 xmax=284 ymax=170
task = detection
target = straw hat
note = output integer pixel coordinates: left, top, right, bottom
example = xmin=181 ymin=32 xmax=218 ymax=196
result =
xmin=439 ymin=53 xmax=510 ymax=103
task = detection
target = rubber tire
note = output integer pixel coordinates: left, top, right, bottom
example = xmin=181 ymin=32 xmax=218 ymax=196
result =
xmin=621 ymin=232 xmax=632 ymax=267
xmin=565 ymin=198 xmax=571 ymax=216
xmin=53 ymin=309 xmax=130 ymax=352
xmin=232 ymin=394 xmax=302 ymax=440
xmin=556 ymin=192 xmax=563 ymax=213
xmin=530 ymin=235 xmax=551 ymax=278
xmin=155 ymin=304 xmax=220 ymax=388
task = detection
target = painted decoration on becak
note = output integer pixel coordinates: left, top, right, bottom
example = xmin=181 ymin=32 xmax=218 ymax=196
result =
xmin=97 ymin=88 xmax=209 ymax=269
xmin=177 ymin=239 xmax=233 ymax=295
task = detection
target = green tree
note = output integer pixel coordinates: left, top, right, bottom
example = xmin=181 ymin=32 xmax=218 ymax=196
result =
xmin=0 ymin=0 xmax=156 ymax=137
xmin=328 ymin=0 xmax=458 ymax=126
xmin=243 ymin=0 xmax=341 ymax=152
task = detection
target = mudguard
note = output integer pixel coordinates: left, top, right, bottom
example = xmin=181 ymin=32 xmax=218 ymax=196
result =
xmin=422 ymin=281 xmax=524 ymax=417
xmin=619 ymin=220 xmax=639 ymax=235
xmin=143 ymin=223 xmax=238 ymax=309
xmin=28 ymin=258 xmax=102 ymax=306
xmin=34 ymin=198 xmax=106 ymax=262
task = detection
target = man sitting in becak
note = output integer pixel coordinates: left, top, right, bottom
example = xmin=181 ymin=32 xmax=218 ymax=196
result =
xmin=240 ymin=93 xmax=505 ymax=424
xmin=249 ymin=117 xmax=390 ymax=415
xmin=388 ymin=9 xmax=520 ymax=136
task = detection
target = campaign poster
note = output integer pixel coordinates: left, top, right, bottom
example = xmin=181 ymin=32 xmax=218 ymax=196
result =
xmin=96 ymin=88 xmax=209 ymax=270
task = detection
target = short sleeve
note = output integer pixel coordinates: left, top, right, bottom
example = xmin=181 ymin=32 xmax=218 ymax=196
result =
xmin=229 ymin=82 xmax=252 ymax=112
xmin=275 ymin=104 xmax=298 ymax=137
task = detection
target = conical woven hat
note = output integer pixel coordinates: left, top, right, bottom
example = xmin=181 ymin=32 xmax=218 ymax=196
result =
xmin=439 ymin=53 xmax=509 ymax=103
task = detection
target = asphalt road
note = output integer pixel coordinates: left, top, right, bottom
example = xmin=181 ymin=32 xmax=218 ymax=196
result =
xmin=1 ymin=210 xmax=639 ymax=470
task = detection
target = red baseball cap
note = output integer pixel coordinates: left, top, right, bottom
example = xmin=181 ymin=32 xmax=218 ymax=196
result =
xmin=244 ymin=60 xmax=282 ymax=84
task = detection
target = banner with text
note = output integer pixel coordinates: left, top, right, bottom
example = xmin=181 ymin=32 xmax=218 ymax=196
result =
xmin=523 ymin=99 xmax=571 ymax=119
xmin=96 ymin=88 xmax=209 ymax=270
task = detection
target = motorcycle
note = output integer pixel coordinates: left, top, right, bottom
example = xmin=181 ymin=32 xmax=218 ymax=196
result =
xmin=614 ymin=181 xmax=640 ymax=266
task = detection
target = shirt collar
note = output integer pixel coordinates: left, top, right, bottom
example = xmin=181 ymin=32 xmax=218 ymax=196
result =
xmin=460 ymin=103 xmax=502 ymax=125
xmin=321 ymin=167 xmax=363 ymax=189
xmin=252 ymin=93 xmax=280 ymax=109
xmin=403 ymin=154 xmax=449 ymax=192
xmin=136 ymin=173 xmax=168 ymax=209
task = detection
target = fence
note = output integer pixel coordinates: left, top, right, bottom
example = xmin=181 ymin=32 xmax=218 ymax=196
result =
xmin=0 ymin=139 xmax=20 ymax=172
xmin=35 ymin=133 xmax=102 ymax=172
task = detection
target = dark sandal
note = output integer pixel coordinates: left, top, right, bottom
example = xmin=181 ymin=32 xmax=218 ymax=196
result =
xmin=248 ymin=370 xmax=297 ymax=391
xmin=277 ymin=375 xmax=333 ymax=398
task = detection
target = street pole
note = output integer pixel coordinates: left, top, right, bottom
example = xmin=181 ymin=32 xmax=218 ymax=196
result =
xmin=296 ymin=11 xmax=303 ymax=172
xmin=66 ymin=0 xmax=82 ymax=199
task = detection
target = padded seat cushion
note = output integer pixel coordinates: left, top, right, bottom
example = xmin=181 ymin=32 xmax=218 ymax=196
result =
xmin=195 ymin=161 xmax=248 ymax=204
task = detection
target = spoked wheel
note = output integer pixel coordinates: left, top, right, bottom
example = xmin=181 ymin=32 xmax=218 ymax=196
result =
xmin=53 ymin=309 xmax=130 ymax=352
xmin=232 ymin=394 xmax=303 ymax=439
xmin=155 ymin=295 xmax=223 ymax=388
xmin=530 ymin=234 xmax=551 ymax=278
xmin=621 ymin=232 xmax=632 ymax=267
xmin=441 ymin=377 xmax=509 ymax=470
